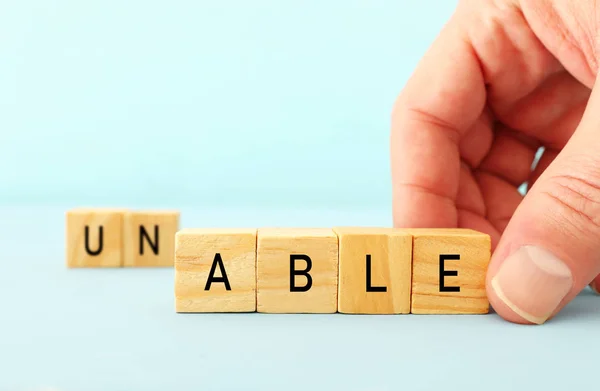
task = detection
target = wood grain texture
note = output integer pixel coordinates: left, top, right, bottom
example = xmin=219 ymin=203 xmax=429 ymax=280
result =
xmin=334 ymin=227 xmax=412 ymax=314
xmin=409 ymin=228 xmax=491 ymax=314
xmin=123 ymin=210 xmax=180 ymax=267
xmin=256 ymin=228 xmax=338 ymax=313
xmin=174 ymin=228 xmax=257 ymax=313
xmin=66 ymin=208 xmax=126 ymax=268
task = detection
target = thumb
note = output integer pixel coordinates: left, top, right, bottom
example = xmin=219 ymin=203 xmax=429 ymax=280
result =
xmin=486 ymin=81 xmax=600 ymax=325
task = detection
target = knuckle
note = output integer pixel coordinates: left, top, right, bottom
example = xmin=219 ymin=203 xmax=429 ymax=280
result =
xmin=541 ymin=170 xmax=600 ymax=235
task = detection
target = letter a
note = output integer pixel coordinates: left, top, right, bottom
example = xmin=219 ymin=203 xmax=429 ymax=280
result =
xmin=205 ymin=253 xmax=232 ymax=291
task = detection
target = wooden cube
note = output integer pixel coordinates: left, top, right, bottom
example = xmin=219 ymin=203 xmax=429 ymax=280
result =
xmin=123 ymin=210 xmax=180 ymax=267
xmin=175 ymin=228 xmax=257 ymax=313
xmin=410 ymin=229 xmax=491 ymax=314
xmin=66 ymin=208 xmax=126 ymax=268
xmin=256 ymin=228 xmax=338 ymax=313
xmin=334 ymin=227 xmax=412 ymax=314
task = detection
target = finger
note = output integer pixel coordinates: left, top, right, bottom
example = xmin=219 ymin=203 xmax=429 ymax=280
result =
xmin=590 ymin=275 xmax=600 ymax=295
xmin=459 ymin=108 xmax=494 ymax=169
xmin=527 ymin=147 xmax=559 ymax=190
xmin=530 ymin=148 xmax=600 ymax=297
xmin=391 ymin=11 xmax=486 ymax=228
xmin=486 ymin=80 xmax=600 ymax=324
xmin=499 ymin=71 xmax=590 ymax=141
xmin=475 ymin=171 xmax=523 ymax=234
xmin=479 ymin=127 xmax=540 ymax=187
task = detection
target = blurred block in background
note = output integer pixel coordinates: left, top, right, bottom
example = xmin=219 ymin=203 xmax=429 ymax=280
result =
xmin=66 ymin=208 xmax=179 ymax=267
xmin=123 ymin=210 xmax=180 ymax=267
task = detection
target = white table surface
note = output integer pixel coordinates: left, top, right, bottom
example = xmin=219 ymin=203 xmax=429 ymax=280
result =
xmin=1 ymin=205 xmax=599 ymax=391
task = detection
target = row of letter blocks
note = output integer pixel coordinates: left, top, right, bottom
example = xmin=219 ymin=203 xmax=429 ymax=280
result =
xmin=66 ymin=208 xmax=180 ymax=267
xmin=175 ymin=228 xmax=491 ymax=314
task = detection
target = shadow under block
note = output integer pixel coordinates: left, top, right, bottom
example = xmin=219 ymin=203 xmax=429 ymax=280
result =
xmin=66 ymin=209 xmax=126 ymax=268
xmin=334 ymin=227 xmax=412 ymax=314
xmin=174 ymin=228 xmax=257 ymax=313
xmin=123 ymin=211 xmax=180 ymax=267
xmin=409 ymin=229 xmax=491 ymax=314
xmin=256 ymin=228 xmax=338 ymax=313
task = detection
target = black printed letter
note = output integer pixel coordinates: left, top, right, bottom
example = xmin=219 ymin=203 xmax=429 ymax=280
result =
xmin=366 ymin=254 xmax=387 ymax=292
xmin=139 ymin=225 xmax=159 ymax=255
xmin=205 ymin=253 xmax=231 ymax=291
xmin=290 ymin=254 xmax=313 ymax=292
xmin=439 ymin=254 xmax=460 ymax=292
xmin=85 ymin=225 xmax=103 ymax=256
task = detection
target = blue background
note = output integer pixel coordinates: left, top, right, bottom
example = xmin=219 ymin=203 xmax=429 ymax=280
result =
xmin=3 ymin=1 xmax=599 ymax=391
xmin=0 ymin=0 xmax=455 ymax=209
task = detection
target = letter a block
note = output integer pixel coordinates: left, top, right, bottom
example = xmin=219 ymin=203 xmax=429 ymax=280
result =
xmin=175 ymin=228 xmax=257 ymax=313
xmin=123 ymin=210 xmax=180 ymax=267
xmin=410 ymin=229 xmax=491 ymax=314
xmin=256 ymin=228 xmax=338 ymax=313
xmin=66 ymin=208 xmax=125 ymax=267
xmin=334 ymin=227 xmax=412 ymax=314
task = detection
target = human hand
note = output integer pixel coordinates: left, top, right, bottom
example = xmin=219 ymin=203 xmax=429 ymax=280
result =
xmin=391 ymin=0 xmax=600 ymax=324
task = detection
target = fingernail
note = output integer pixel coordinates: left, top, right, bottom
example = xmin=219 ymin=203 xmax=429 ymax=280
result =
xmin=590 ymin=281 xmax=600 ymax=295
xmin=491 ymin=246 xmax=573 ymax=324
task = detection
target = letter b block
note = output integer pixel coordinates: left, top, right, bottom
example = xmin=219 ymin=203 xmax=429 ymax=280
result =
xmin=66 ymin=208 xmax=125 ymax=267
xmin=175 ymin=229 xmax=257 ymax=313
xmin=410 ymin=229 xmax=491 ymax=314
xmin=257 ymin=228 xmax=338 ymax=313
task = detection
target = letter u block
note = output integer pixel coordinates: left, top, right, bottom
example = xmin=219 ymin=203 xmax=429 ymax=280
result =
xmin=66 ymin=208 xmax=126 ymax=267
xmin=256 ymin=228 xmax=338 ymax=313
xmin=175 ymin=228 xmax=257 ymax=313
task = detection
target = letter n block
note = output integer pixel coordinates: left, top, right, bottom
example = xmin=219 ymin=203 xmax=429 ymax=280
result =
xmin=174 ymin=228 xmax=257 ymax=313
xmin=334 ymin=227 xmax=412 ymax=314
xmin=66 ymin=208 xmax=125 ymax=267
xmin=410 ymin=229 xmax=491 ymax=314
xmin=256 ymin=228 xmax=338 ymax=313
xmin=123 ymin=210 xmax=180 ymax=267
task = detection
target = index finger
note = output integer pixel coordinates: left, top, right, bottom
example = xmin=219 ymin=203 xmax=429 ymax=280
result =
xmin=391 ymin=12 xmax=486 ymax=228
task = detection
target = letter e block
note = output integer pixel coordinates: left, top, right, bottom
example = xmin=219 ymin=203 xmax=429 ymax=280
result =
xmin=334 ymin=227 xmax=412 ymax=314
xmin=175 ymin=228 xmax=257 ymax=313
xmin=410 ymin=229 xmax=491 ymax=314
xmin=123 ymin=210 xmax=180 ymax=267
xmin=66 ymin=208 xmax=125 ymax=268
xmin=257 ymin=228 xmax=338 ymax=313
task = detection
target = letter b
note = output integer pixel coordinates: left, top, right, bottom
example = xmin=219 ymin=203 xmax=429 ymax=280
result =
xmin=290 ymin=254 xmax=313 ymax=292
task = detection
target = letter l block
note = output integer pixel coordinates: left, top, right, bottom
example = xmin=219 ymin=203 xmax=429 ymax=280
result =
xmin=334 ymin=227 xmax=412 ymax=314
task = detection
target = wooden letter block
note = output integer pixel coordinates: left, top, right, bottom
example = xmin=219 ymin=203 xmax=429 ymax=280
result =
xmin=410 ymin=229 xmax=491 ymax=314
xmin=66 ymin=208 xmax=125 ymax=268
xmin=334 ymin=227 xmax=412 ymax=314
xmin=175 ymin=228 xmax=257 ymax=313
xmin=123 ymin=210 xmax=180 ymax=267
xmin=256 ymin=228 xmax=338 ymax=313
